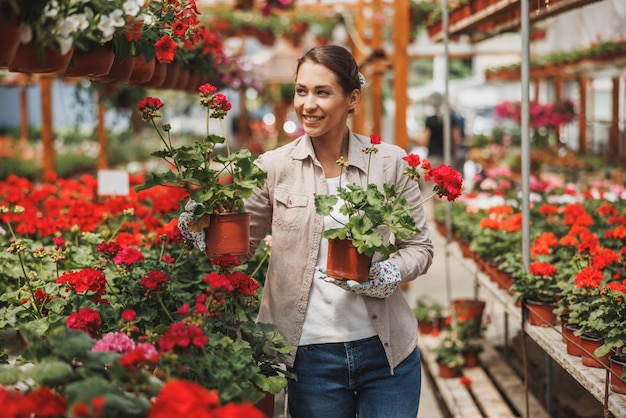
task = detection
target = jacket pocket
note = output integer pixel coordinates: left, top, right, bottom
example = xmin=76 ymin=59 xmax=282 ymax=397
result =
xmin=273 ymin=187 xmax=308 ymax=231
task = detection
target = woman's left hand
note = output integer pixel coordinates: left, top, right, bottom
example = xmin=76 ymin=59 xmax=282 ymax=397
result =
xmin=319 ymin=260 xmax=401 ymax=298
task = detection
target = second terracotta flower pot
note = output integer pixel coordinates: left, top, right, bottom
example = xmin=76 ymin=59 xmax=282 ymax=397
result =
xmin=327 ymin=238 xmax=372 ymax=283
xmin=203 ymin=212 xmax=251 ymax=258
xmin=526 ymin=299 xmax=557 ymax=327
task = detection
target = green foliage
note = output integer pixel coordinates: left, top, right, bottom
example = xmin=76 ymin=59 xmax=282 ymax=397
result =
xmin=0 ymin=200 xmax=293 ymax=405
xmin=0 ymin=323 xmax=157 ymax=416
xmin=315 ymin=181 xmax=420 ymax=258
xmin=413 ymin=295 xmax=443 ymax=322
xmin=432 ymin=331 xmax=465 ymax=368
xmin=136 ymin=93 xmax=267 ymax=220
xmin=0 ymin=155 xmax=40 ymax=180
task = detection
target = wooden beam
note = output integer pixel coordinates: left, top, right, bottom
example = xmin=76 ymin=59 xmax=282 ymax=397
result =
xmin=352 ymin=0 xmax=366 ymax=135
xmin=40 ymin=75 xmax=55 ymax=176
xmin=610 ymin=77 xmax=619 ymax=158
xmin=578 ymin=76 xmax=587 ymax=154
xmin=370 ymin=0 xmax=383 ymax=136
xmin=97 ymin=90 xmax=108 ymax=169
xmin=393 ymin=0 xmax=409 ymax=151
xmin=19 ymin=74 xmax=29 ymax=147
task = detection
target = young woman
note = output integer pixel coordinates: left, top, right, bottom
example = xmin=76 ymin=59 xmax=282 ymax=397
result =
xmin=243 ymin=44 xmax=434 ymax=418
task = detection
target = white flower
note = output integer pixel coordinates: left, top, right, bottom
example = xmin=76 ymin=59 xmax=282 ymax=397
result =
xmin=64 ymin=14 xmax=89 ymax=34
xmin=123 ymin=0 xmax=145 ymax=17
xmin=57 ymin=36 xmax=75 ymax=55
xmin=98 ymin=10 xmax=125 ymax=41
xmin=19 ymin=25 xmax=33 ymax=44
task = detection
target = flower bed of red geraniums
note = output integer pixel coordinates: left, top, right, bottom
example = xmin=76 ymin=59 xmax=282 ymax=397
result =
xmin=0 ymin=173 xmax=290 ymax=417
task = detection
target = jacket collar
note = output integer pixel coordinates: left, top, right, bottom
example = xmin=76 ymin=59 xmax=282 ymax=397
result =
xmin=291 ymin=128 xmax=370 ymax=174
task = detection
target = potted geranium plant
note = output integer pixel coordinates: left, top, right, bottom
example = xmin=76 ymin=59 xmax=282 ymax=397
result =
xmin=314 ymin=134 xmax=462 ymax=280
xmin=413 ymin=295 xmax=443 ymax=334
xmin=510 ymin=260 xmax=560 ymax=326
xmin=432 ymin=331 xmax=465 ymax=378
xmin=136 ymin=83 xmax=267 ymax=257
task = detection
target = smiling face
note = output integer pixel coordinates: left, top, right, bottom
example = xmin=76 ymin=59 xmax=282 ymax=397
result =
xmin=294 ymin=62 xmax=360 ymax=142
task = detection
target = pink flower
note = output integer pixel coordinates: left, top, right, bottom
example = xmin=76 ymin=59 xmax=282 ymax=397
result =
xmin=92 ymin=332 xmax=136 ymax=353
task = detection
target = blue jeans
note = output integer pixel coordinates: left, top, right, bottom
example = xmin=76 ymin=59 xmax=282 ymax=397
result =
xmin=287 ymin=336 xmax=421 ymax=418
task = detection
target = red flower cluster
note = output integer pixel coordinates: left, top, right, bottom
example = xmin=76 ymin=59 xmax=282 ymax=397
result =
xmin=197 ymin=83 xmax=233 ymax=119
xmin=574 ymin=267 xmax=604 ymax=289
xmin=148 ymin=380 xmax=265 ymax=418
xmin=479 ymin=207 xmax=522 ymax=233
xmin=158 ymin=321 xmax=208 ymax=352
xmin=0 ymin=173 xmax=186 ymax=245
xmin=530 ymin=232 xmax=559 ymax=257
xmin=427 ymin=164 xmax=463 ymax=202
xmin=137 ymin=97 xmax=165 ymax=122
xmin=140 ymin=270 xmax=170 ymax=291
xmin=67 ymin=307 xmax=102 ymax=338
xmin=148 ymin=380 xmax=264 ymax=418
xmin=529 ymin=261 xmax=557 ymax=277
xmin=56 ymin=267 xmax=107 ymax=295
xmin=152 ymin=0 xmax=201 ymax=64
xmin=113 ymin=247 xmax=145 ymax=266
xmin=0 ymin=386 xmax=67 ymax=418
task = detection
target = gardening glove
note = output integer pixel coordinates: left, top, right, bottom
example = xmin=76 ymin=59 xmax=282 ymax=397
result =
xmin=318 ymin=260 xmax=401 ymax=299
xmin=177 ymin=200 xmax=206 ymax=252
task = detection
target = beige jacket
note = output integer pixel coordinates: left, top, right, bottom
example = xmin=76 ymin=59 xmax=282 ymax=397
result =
xmin=244 ymin=129 xmax=434 ymax=370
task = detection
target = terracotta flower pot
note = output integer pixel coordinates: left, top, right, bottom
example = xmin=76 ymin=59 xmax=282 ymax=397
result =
xmin=9 ymin=44 xmax=74 ymax=74
xmin=64 ymin=42 xmax=115 ymax=77
xmin=326 ymin=238 xmax=372 ymax=283
xmin=128 ymin=55 xmax=156 ymax=84
xmin=175 ymin=68 xmax=190 ymax=90
xmin=609 ymin=355 xmax=626 ymax=395
xmin=526 ymin=299 xmax=557 ymax=327
xmin=255 ymin=391 xmax=274 ymax=417
xmin=438 ymin=363 xmax=460 ymax=379
xmin=463 ymin=350 xmax=480 ymax=368
xmin=0 ymin=13 xmax=21 ymax=68
xmin=203 ymin=212 xmax=251 ymax=258
xmin=580 ymin=333 xmax=610 ymax=368
xmin=90 ymin=56 xmax=135 ymax=84
xmin=186 ymin=71 xmax=203 ymax=93
xmin=130 ymin=61 xmax=167 ymax=88
xmin=452 ymin=298 xmax=486 ymax=335
xmin=417 ymin=321 xmax=434 ymax=334
xmin=160 ymin=62 xmax=181 ymax=90
xmin=563 ymin=323 xmax=582 ymax=357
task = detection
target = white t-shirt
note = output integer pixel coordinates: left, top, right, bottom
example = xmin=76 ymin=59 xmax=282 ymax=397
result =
xmin=299 ymin=174 xmax=377 ymax=346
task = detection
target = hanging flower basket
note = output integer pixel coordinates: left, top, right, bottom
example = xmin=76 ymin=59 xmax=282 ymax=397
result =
xmin=9 ymin=44 xmax=75 ymax=74
xmin=64 ymin=42 xmax=115 ymax=78
xmin=0 ymin=12 xmax=21 ymax=68
xmin=90 ymin=56 xmax=135 ymax=84
xmin=128 ymin=55 xmax=156 ymax=84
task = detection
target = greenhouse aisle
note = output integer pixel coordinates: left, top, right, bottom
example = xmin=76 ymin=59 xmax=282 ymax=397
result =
xmin=404 ymin=220 xmax=478 ymax=418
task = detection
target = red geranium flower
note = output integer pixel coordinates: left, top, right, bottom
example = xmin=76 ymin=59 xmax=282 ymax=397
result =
xmin=56 ymin=267 xmax=107 ymax=295
xmin=67 ymin=307 xmax=102 ymax=338
xmin=140 ymin=270 xmax=170 ymax=291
